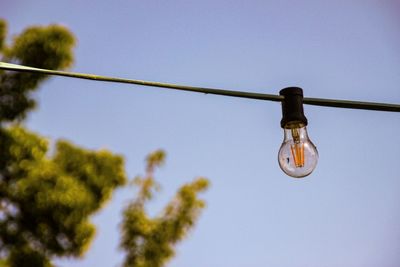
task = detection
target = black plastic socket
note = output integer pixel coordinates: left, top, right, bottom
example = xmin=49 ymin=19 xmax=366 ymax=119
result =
xmin=279 ymin=87 xmax=308 ymax=128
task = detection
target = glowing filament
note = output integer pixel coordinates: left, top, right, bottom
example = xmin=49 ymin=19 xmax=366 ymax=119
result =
xmin=290 ymin=128 xmax=304 ymax=167
xmin=290 ymin=143 xmax=304 ymax=167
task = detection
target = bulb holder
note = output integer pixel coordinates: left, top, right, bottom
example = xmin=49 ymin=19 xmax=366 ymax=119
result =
xmin=280 ymin=87 xmax=308 ymax=128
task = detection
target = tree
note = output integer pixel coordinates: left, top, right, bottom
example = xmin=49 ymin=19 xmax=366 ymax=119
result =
xmin=0 ymin=19 xmax=74 ymax=122
xmin=0 ymin=126 xmax=127 ymax=267
xmin=120 ymin=150 xmax=209 ymax=267
xmin=0 ymin=19 xmax=127 ymax=266
xmin=0 ymin=20 xmax=209 ymax=267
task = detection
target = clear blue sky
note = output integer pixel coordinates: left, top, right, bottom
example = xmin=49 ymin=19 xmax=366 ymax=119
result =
xmin=2 ymin=1 xmax=400 ymax=266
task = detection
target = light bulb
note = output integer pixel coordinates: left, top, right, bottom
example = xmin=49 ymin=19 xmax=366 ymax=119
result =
xmin=278 ymin=87 xmax=318 ymax=178
xmin=278 ymin=124 xmax=318 ymax=178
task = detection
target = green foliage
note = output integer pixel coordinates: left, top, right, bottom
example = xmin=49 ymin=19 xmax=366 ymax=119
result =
xmin=0 ymin=127 xmax=127 ymax=267
xmin=0 ymin=20 xmax=86 ymax=266
xmin=0 ymin=19 xmax=75 ymax=122
xmin=7 ymin=246 xmax=52 ymax=267
xmin=121 ymin=150 xmax=209 ymax=267
xmin=0 ymin=19 xmax=210 ymax=267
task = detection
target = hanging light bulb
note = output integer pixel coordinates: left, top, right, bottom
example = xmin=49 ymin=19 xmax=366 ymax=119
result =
xmin=278 ymin=87 xmax=318 ymax=178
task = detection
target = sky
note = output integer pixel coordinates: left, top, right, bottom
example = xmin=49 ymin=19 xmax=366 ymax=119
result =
xmin=2 ymin=1 xmax=400 ymax=266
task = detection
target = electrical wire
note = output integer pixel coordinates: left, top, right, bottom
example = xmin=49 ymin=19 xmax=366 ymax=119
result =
xmin=1 ymin=62 xmax=399 ymax=113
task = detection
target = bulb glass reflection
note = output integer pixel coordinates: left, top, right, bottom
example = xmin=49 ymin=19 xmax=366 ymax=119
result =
xmin=278 ymin=125 xmax=318 ymax=178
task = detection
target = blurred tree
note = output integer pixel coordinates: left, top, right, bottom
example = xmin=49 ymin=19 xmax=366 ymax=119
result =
xmin=0 ymin=127 xmax=127 ymax=267
xmin=120 ymin=150 xmax=209 ymax=267
xmin=0 ymin=19 xmax=209 ymax=267
xmin=0 ymin=19 xmax=127 ymax=267
xmin=0 ymin=19 xmax=74 ymax=122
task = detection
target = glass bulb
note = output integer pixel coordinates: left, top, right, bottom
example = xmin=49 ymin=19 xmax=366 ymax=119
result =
xmin=278 ymin=125 xmax=318 ymax=178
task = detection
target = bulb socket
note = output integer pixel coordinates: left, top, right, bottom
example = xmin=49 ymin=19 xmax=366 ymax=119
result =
xmin=280 ymin=87 xmax=308 ymax=128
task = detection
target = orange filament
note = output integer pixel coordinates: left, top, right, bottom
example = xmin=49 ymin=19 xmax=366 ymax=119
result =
xmin=290 ymin=143 xmax=304 ymax=167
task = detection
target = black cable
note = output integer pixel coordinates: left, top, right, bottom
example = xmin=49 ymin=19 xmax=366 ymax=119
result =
xmin=1 ymin=62 xmax=399 ymax=112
